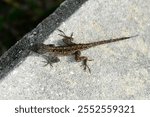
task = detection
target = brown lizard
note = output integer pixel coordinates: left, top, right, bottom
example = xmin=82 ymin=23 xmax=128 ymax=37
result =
xmin=30 ymin=29 xmax=138 ymax=73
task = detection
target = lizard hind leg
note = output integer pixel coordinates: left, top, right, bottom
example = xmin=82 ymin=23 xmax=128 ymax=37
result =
xmin=74 ymin=51 xmax=92 ymax=73
xmin=58 ymin=29 xmax=75 ymax=45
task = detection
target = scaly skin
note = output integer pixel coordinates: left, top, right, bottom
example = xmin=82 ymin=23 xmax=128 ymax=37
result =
xmin=30 ymin=29 xmax=138 ymax=73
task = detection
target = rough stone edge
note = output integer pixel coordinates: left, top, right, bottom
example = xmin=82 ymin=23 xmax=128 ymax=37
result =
xmin=0 ymin=0 xmax=88 ymax=79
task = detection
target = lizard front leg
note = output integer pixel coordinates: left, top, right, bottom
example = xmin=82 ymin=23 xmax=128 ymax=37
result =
xmin=74 ymin=51 xmax=92 ymax=73
xmin=58 ymin=29 xmax=76 ymax=45
xmin=42 ymin=55 xmax=60 ymax=67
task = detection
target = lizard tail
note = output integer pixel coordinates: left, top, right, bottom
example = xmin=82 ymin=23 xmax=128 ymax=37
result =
xmin=86 ymin=34 xmax=138 ymax=48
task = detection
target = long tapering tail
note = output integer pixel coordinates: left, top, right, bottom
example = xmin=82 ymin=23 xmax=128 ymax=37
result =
xmin=85 ymin=34 xmax=138 ymax=48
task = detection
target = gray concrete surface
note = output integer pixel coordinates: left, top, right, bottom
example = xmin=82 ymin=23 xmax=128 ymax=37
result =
xmin=0 ymin=0 xmax=150 ymax=99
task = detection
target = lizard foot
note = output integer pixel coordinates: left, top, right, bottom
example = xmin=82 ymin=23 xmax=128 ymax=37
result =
xmin=42 ymin=55 xmax=60 ymax=67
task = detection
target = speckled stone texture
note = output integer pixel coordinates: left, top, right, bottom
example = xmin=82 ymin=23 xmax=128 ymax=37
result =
xmin=0 ymin=0 xmax=150 ymax=99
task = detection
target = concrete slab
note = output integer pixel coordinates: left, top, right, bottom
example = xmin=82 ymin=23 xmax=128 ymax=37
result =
xmin=0 ymin=0 xmax=150 ymax=99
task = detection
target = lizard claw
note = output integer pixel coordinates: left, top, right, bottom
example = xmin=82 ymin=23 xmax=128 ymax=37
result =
xmin=42 ymin=60 xmax=53 ymax=67
xmin=58 ymin=29 xmax=74 ymax=41
xmin=42 ymin=55 xmax=60 ymax=67
xmin=58 ymin=29 xmax=66 ymax=35
xmin=70 ymin=32 xmax=73 ymax=37
xmin=80 ymin=64 xmax=91 ymax=73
